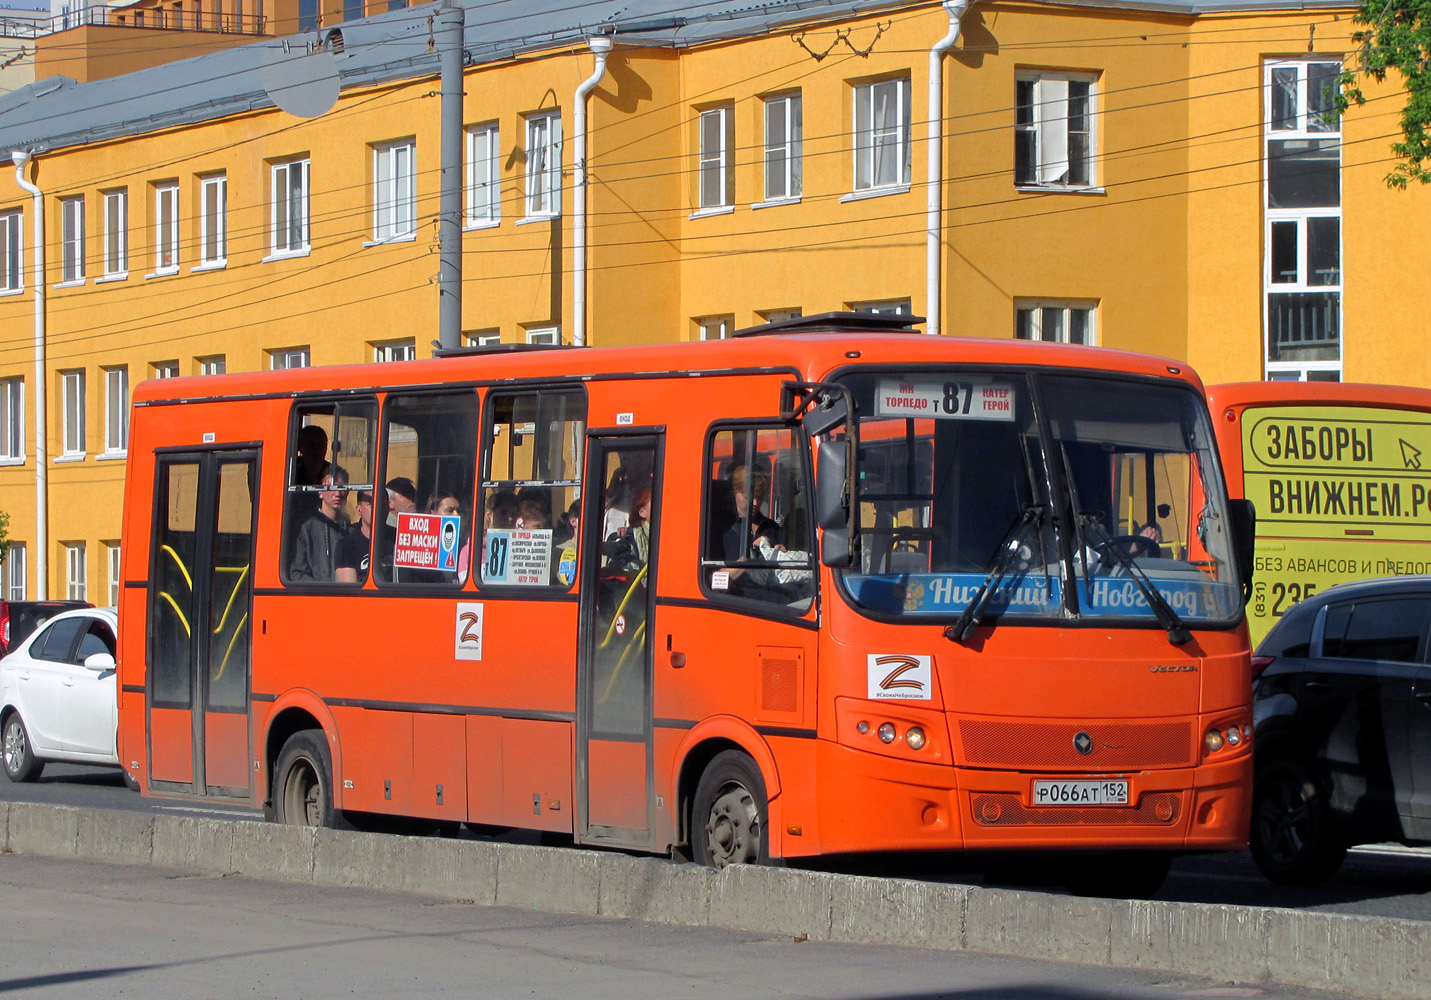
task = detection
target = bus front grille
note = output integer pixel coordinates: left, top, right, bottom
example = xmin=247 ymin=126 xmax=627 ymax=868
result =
xmin=957 ymin=720 xmax=1194 ymax=769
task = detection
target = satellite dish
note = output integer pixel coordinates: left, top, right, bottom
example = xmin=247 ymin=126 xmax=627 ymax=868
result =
xmin=260 ymin=40 xmax=340 ymax=119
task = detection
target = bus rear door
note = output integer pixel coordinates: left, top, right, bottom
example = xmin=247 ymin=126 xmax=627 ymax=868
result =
xmin=147 ymin=450 xmax=258 ymax=797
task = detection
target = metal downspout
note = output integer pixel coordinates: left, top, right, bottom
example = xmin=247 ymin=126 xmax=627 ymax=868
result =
xmin=572 ymin=34 xmax=612 ymax=348
xmin=926 ymin=0 xmax=967 ymax=336
xmin=12 ymin=150 xmax=46 ymax=598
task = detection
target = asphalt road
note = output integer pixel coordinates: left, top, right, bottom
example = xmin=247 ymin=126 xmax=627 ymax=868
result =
xmin=5 ymin=763 xmax=1431 ymax=923
xmin=0 ymin=852 xmax=1356 ymax=1000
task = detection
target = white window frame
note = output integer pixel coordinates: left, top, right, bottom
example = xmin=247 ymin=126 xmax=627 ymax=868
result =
xmin=1263 ymin=58 xmax=1342 ymax=381
xmin=696 ymin=105 xmax=735 ymax=213
xmin=65 ymin=542 xmax=86 ymax=602
xmin=101 ymin=189 xmax=128 ymax=278
xmin=60 ymin=196 xmax=85 ymax=284
xmin=153 ymin=361 xmax=180 ymax=379
xmin=0 ymin=209 xmax=23 ymax=294
xmin=525 ymin=326 xmax=560 ymax=346
xmin=270 ymin=347 xmax=310 ymax=370
xmin=5 ymin=542 xmax=25 ymax=600
xmin=199 ymin=173 xmax=228 ymax=268
xmin=850 ymin=299 xmax=912 ymax=316
xmin=60 ymin=369 xmax=85 ymax=457
xmin=103 ymin=366 xmax=128 ymax=455
xmin=466 ymin=122 xmax=501 ymax=227
xmin=761 ymin=93 xmax=802 ymax=204
xmin=199 ymin=355 xmax=226 ymax=375
xmin=1014 ymin=72 xmax=1098 ymax=190
xmin=466 ymin=330 xmax=501 ymax=347
xmin=1014 ymin=300 xmax=1097 ymax=345
xmin=696 ymin=315 xmax=732 ymax=341
xmin=106 ymin=542 xmax=121 ymax=607
xmin=852 ymin=77 xmax=911 ymax=194
xmin=372 ymin=339 xmax=416 ymax=362
xmin=153 ymin=182 xmax=180 ymax=274
xmin=270 ymin=158 xmax=311 ymax=257
xmin=524 ymin=112 xmax=562 ymax=219
xmin=759 ymin=308 xmax=802 ymax=324
xmin=372 ymin=139 xmax=417 ymax=242
xmin=0 ymin=377 xmax=23 ymax=462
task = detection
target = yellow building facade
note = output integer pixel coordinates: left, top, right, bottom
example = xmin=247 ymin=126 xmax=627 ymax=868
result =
xmin=0 ymin=0 xmax=1419 ymax=598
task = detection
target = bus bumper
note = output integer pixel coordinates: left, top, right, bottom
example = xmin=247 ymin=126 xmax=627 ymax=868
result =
xmin=810 ymin=740 xmax=1251 ymax=856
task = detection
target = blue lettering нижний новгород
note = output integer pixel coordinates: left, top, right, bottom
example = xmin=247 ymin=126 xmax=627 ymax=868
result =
xmin=852 ymin=572 xmax=1225 ymax=619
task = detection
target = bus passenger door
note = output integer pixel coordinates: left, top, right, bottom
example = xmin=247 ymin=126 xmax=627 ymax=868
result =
xmin=147 ymin=451 xmax=258 ymax=798
xmin=577 ymin=435 xmax=661 ymax=849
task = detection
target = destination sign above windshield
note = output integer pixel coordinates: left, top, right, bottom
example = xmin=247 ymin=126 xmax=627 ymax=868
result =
xmin=875 ymin=378 xmax=1016 ymax=421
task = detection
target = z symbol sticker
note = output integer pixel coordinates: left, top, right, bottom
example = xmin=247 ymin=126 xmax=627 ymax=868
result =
xmin=867 ymin=654 xmax=932 ymax=700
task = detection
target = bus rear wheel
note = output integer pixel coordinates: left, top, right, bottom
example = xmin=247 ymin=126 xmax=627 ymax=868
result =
xmin=692 ymin=750 xmax=769 ymax=868
xmin=272 ymin=731 xmax=339 ymax=828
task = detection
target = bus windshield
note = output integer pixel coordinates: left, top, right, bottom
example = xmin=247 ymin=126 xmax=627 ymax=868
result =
xmin=839 ymin=369 xmax=1242 ymax=627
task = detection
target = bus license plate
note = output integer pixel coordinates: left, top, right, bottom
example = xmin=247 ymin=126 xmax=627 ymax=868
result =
xmin=1032 ymin=780 xmax=1129 ymax=806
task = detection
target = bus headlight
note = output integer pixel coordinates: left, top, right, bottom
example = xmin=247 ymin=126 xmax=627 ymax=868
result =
xmin=905 ymin=727 xmax=927 ymax=750
xmin=1204 ymin=729 xmax=1225 ymax=753
xmin=877 ymin=722 xmax=897 ymax=744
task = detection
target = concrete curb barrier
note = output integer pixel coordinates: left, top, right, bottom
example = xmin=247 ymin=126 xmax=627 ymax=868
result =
xmin=3 ymin=801 xmax=1428 ymax=998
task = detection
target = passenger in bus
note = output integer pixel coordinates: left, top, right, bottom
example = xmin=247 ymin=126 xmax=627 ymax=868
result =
xmin=515 ymin=499 xmax=550 ymax=531
xmin=291 ymin=466 xmax=349 ymax=582
xmin=335 ymin=489 xmax=374 ymax=584
xmin=385 ymin=477 xmax=418 ymax=527
xmin=485 ymin=488 xmax=518 ymax=530
xmin=604 ymin=487 xmax=651 ymax=573
xmin=554 ymin=500 xmax=580 ymax=547
xmin=723 ymin=465 xmax=782 ymax=560
xmin=601 ymin=467 xmax=632 ymax=542
xmin=293 ymin=424 xmax=329 ymax=490
xmin=426 ymin=490 xmax=461 ymax=519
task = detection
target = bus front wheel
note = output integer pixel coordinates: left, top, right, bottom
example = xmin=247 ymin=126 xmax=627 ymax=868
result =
xmin=272 ymin=730 xmax=339 ymax=828
xmin=692 ymin=750 xmax=770 ymax=868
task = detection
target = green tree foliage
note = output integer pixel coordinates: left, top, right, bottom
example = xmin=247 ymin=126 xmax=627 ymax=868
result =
xmin=1340 ymin=0 xmax=1431 ymax=188
xmin=0 ymin=510 xmax=10 ymax=566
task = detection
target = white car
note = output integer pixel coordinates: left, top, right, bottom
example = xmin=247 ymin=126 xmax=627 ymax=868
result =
xmin=1 ymin=606 xmax=120 ymax=782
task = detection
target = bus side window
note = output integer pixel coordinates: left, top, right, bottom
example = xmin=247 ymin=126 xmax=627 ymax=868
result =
xmin=701 ymin=425 xmax=814 ymax=612
xmin=479 ymin=388 xmax=586 ymax=590
xmin=372 ymin=391 xmax=481 ymax=586
xmin=282 ymin=400 xmax=377 ymax=585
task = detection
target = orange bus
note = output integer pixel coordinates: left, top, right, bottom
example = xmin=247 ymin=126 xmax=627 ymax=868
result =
xmin=1208 ymin=382 xmax=1431 ymax=646
xmin=117 ymin=314 xmax=1256 ymax=895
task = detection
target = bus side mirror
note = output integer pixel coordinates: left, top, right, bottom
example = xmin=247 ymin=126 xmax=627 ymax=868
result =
xmin=817 ymin=440 xmax=855 ymax=567
xmin=1229 ymin=499 xmax=1256 ymax=605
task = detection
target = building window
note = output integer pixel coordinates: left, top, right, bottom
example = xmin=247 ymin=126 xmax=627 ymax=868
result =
xmin=697 ymin=315 xmax=733 ymax=340
xmin=853 ymin=77 xmax=911 ymax=192
xmin=271 ymin=158 xmax=311 ymax=256
xmin=0 ymin=209 xmax=22 ymax=293
xmin=343 ymin=0 xmax=362 ymax=20
xmin=373 ymin=140 xmax=416 ymax=241
xmin=271 ymin=347 xmax=311 ymax=370
xmin=61 ymin=370 xmax=85 ymax=456
xmin=525 ymin=326 xmax=560 ymax=346
xmin=65 ymin=542 xmax=86 ymax=602
xmin=103 ymin=367 xmax=128 ymax=454
xmin=0 ymin=377 xmax=22 ymax=461
xmin=154 ymin=182 xmax=179 ymax=272
xmin=200 ymin=174 xmax=227 ymax=266
xmin=698 ymin=105 xmax=735 ymax=210
xmin=524 ymin=112 xmax=562 ymax=218
xmin=850 ymin=299 xmax=912 ymax=316
xmin=106 ymin=542 xmax=121 ymax=606
xmin=199 ymin=355 xmax=226 ymax=375
xmin=1015 ymin=301 xmax=1096 ymax=344
xmin=152 ymin=361 xmax=180 ymax=379
xmin=467 ymin=330 xmax=500 ymax=347
xmin=466 ymin=123 xmax=500 ymax=225
xmin=373 ymin=339 xmax=416 ymax=362
xmin=102 ymin=189 xmax=127 ymax=277
xmin=4 ymin=542 xmax=25 ymax=600
xmin=1015 ymin=73 xmax=1097 ymax=189
xmin=763 ymin=93 xmax=802 ymax=202
xmin=1265 ymin=60 xmax=1342 ymax=381
xmin=759 ymin=308 xmax=802 ymax=324
xmin=298 ymin=0 xmax=317 ymax=31
xmin=60 ymin=196 xmax=85 ymax=283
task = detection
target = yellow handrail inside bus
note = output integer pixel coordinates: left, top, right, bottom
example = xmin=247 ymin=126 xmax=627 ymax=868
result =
xmin=158 ymin=591 xmax=192 ymax=637
xmin=212 ymin=564 xmax=250 ymax=635
xmin=213 ymin=612 xmax=249 ymax=682
xmin=599 ymin=562 xmax=648 ymax=649
xmin=598 ymin=620 xmax=647 ymax=705
xmin=161 ymin=545 xmax=193 ymax=591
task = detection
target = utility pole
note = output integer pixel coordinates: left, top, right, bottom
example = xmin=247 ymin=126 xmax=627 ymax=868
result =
xmin=436 ymin=0 xmax=465 ymax=350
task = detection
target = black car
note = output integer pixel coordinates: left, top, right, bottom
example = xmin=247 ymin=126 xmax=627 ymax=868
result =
xmin=1250 ymin=576 xmax=1431 ymax=885
xmin=0 ymin=600 xmax=94 ymax=659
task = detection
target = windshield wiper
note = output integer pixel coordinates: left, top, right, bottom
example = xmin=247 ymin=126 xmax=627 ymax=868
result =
xmin=945 ymin=503 xmax=1045 ymax=644
xmin=1080 ymin=513 xmax=1193 ymax=646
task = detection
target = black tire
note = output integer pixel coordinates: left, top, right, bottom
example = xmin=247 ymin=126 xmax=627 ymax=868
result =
xmin=2 ymin=711 xmax=44 ymax=783
xmin=271 ymin=730 xmax=341 ymax=828
xmin=1250 ymin=758 xmax=1347 ymax=886
xmin=1065 ymin=852 xmax=1172 ymax=899
xmin=692 ymin=750 xmax=770 ymax=868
